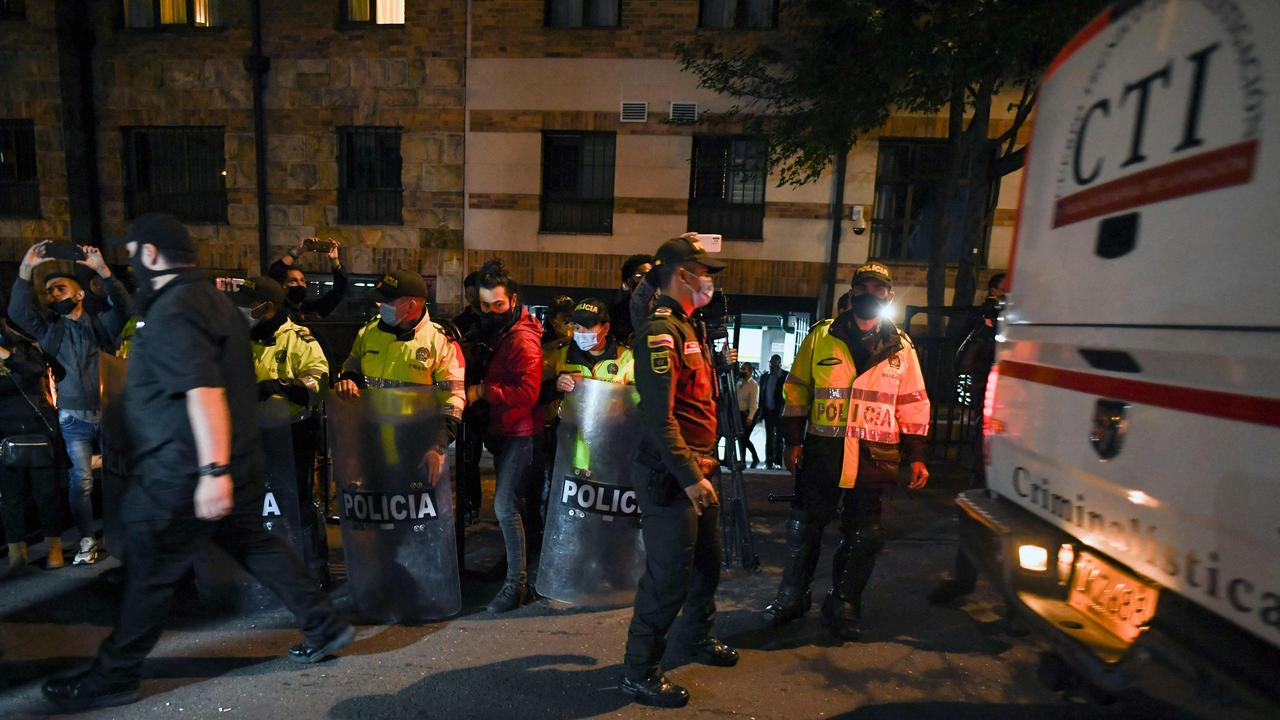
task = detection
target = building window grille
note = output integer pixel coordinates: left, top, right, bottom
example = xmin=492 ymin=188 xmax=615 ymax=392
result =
xmin=0 ymin=120 xmax=39 ymax=218
xmin=540 ymin=132 xmax=616 ymax=234
xmin=343 ymin=0 xmax=405 ymax=25
xmin=123 ymin=0 xmax=223 ymax=28
xmin=871 ymin=138 xmax=993 ymax=263
xmin=688 ymin=135 xmax=767 ymax=241
xmin=545 ymin=0 xmax=620 ymax=28
xmin=338 ymin=126 xmax=403 ymax=225
xmin=699 ymin=0 xmax=777 ymax=29
xmin=123 ymin=126 xmax=227 ymax=223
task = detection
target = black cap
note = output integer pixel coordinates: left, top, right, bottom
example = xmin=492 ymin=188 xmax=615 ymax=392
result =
xmin=570 ymin=298 xmax=609 ymax=327
xmin=229 ymin=276 xmax=286 ymax=308
xmin=107 ymin=212 xmax=195 ymax=256
xmin=851 ymin=261 xmax=893 ymax=287
xmin=373 ymin=270 xmax=428 ymax=301
xmin=549 ymin=295 xmax=575 ymax=316
xmin=654 ymin=236 xmax=727 ymax=273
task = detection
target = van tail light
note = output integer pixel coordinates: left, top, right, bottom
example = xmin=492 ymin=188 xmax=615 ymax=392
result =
xmin=982 ymin=364 xmax=1000 ymax=463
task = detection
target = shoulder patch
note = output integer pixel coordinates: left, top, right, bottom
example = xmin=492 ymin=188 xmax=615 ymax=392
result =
xmin=650 ymin=349 xmax=671 ymax=375
xmin=654 ymin=307 xmax=672 ymax=317
xmin=683 ymin=341 xmax=701 ymax=355
xmin=647 ymin=334 xmax=675 ymax=350
xmin=415 ymin=347 xmax=431 ymax=363
xmin=294 ymin=328 xmax=317 ymax=343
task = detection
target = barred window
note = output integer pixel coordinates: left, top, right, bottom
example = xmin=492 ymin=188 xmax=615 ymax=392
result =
xmin=0 ymin=0 xmax=26 ymax=20
xmin=540 ymin=132 xmax=616 ymax=234
xmin=871 ymin=138 xmax=992 ymax=263
xmin=546 ymin=0 xmax=619 ymax=28
xmin=688 ymin=135 xmax=766 ymax=241
xmin=123 ymin=126 xmax=227 ymax=223
xmin=123 ymin=0 xmax=223 ymax=28
xmin=343 ymin=0 xmax=405 ymax=25
xmin=339 ymin=126 xmax=403 ymax=225
xmin=699 ymin=0 xmax=777 ymax=30
xmin=0 ymin=120 xmax=39 ymax=218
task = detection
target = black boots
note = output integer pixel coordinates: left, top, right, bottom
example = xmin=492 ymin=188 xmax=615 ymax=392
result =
xmin=762 ymin=514 xmax=822 ymax=626
xmin=487 ymin=580 xmax=530 ymax=613
xmin=821 ymin=532 xmax=882 ymax=642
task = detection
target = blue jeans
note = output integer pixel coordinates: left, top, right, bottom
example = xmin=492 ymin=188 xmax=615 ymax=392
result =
xmin=485 ymin=435 xmax=533 ymax=585
xmin=59 ymin=410 xmax=100 ymax=539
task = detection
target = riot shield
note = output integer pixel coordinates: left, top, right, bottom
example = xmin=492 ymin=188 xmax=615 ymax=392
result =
xmin=194 ymin=397 xmax=306 ymax=612
xmin=98 ymin=354 xmax=129 ymax=562
xmin=330 ymin=387 xmax=460 ymax=623
xmin=535 ymin=378 xmax=646 ymax=607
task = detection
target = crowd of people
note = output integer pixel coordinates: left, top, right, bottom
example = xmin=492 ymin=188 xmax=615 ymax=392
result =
xmin=0 ymin=214 xmax=944 ymax=712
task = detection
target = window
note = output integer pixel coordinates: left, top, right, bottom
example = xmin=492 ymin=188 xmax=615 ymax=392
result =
xmin=0 ymin=120 xmax=39 ymax=218
xmin=688 ymin=135 xmax=767 ymax=240
xmin=871 ymin=139 xmax=994 ymax=263
xmin=699 ymin=0 xmax=777 ymax=29
xmin=0 ymin=0 xmax=26 ymax=20
xmin=540 ymin=132 xmax=616 ymax=234
xmin=343 ymin=0 xmax=405 ymax=25
xmin=123 ymin=0 xmax=223 ymax=28
xmin=338 ymin=126 xmax=403 ymax=225
xmin=123 ymin=126 xmax=227 ymax=223
xmin=545 ymin=0 xmax=619 ymax=28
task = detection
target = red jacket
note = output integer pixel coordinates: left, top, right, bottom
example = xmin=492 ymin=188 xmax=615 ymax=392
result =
xmin=482 ymin=307 xmax=544 ymax=437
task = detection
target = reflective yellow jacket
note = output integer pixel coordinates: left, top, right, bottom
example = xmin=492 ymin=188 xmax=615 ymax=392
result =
xmin=783 ymin=318 xmax=930 ymax=488
xmin=251 ymin=318 xmax=329 ymax=415
xmin=341 ymin=314 xmax=466 ymax=422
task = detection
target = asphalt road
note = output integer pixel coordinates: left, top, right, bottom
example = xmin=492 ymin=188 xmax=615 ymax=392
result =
xmin=0 ymin=459 xmax=1177 ymax=719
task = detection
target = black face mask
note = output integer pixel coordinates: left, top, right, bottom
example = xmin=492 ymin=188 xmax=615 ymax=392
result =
xmin=50 ymin=298 xmax=79 ymax=316
xmin=129 ymin=251 xmax=161 ymax=312
xmin=285 ymin=286 xmax=307 ymax=306
xmin=851 ymin=293 xmax=886 ymax=321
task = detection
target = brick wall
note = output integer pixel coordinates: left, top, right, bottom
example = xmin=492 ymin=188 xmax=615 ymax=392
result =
xmin=0 ymin=4 xmax=71 ymax=261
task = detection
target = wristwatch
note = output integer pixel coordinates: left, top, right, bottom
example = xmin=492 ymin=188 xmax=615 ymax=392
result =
xmin=198 ymin=463 xmax=232 ymax=478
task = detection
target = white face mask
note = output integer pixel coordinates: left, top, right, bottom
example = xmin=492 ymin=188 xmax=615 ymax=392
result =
xmin=238 ymin=304 xmax=265 ymax=329
xmin=682 ymin=269 xmax=715 ymax=309
xmin=573 ymin=329 xmax=602 ymax=352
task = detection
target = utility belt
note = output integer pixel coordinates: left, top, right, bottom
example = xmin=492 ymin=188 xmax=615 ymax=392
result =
xmin=636 ymin=445 xmax=718 ymax=507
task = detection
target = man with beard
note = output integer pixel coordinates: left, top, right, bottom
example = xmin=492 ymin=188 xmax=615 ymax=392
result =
xmin=11 ymin=241 xmax=131 ymax=566
xmin=42 ymin=213 xmax=352 ymax=712
xmin=269 ymin=236 xmax=349 ymax=322
xmin=230 ymin=276 xmax=332 ymax=585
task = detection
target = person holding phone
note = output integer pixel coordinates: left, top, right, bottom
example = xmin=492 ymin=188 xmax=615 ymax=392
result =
xmin=269 ymin=236 xmax=349 ymax=321
xmin=10 ymin=241 xmax=131 ymax=566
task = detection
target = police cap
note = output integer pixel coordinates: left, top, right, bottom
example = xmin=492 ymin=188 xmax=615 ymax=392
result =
xmin=570 ymin=298 xmax=609 ymax=327
xmin=851 ymin=262 xmax=893 ymax=288
xmin=654 ymin=236 xmax=726 ymax=273
xmin=229 ymin=276 xmax=286 ymax=308
xmin=373 ymin=270 xmax=428 ymax=301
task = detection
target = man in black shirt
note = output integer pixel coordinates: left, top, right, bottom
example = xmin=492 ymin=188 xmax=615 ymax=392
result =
xmin=268 ymin=237 xmax=349 ymax=321
xmin=609 ymin=253 xmax=653 ymax=345
xmin=43 ymin=214 xmax=352 ymax=713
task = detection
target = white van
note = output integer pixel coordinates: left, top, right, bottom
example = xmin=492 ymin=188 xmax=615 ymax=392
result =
xmin=959 ymin=1 xmax=1280 ymax=717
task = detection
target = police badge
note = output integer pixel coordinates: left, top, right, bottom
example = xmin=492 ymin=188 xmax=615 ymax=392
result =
xmin=415 ymin=347 xmax=430 ymax=362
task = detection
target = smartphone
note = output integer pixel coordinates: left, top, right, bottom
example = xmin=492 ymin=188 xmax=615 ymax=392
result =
xmin=41 ymin=243 xmax=86 ymax=262
xmin=692 ymin=233 xmax=722 ymax=252
xmin=303 ymin=237 xmax=336 ymax=253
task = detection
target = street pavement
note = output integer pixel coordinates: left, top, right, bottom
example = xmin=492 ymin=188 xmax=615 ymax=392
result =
xmin=0 ymin=451 xmax=1180 ymax=719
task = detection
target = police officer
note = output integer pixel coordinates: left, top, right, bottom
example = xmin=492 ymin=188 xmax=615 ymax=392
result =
xmin=760 ymin=262 xmax=931 ymax=641
xmin=621 ymin=237 xmax=737 ymax=708
xmin=543 ymin=298 xmax=635 ymax=471
xmin=230 ymin=276 xmax=331 ymax=584
xmin=334 ymin=270 xmax=465 ymax=486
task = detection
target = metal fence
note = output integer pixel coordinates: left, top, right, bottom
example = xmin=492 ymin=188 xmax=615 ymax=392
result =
xmin=903 ymin=305 xmax=983 ymax=472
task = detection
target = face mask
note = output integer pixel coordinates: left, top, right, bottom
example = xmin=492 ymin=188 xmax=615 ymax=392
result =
xmin=851 ymin=292 xmax=886 ymax=321
xmin=379 ymin=303 xmax=402 ymax=328
xmin=51 ymin=298 xmax=78 ymax=316
xmin=681 ymin=270 xmax=715 ymax=310
xmin=238 ymin=305 xmax=261 ymax=328
xmin=286 ymin=286 xmax=307 ymax=305
xmin=573 ymin=330 xmax=602 ymax=352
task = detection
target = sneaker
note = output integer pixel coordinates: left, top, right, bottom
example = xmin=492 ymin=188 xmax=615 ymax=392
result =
xmin=73 ymin=538 xmax=105 ymax=566
xmin=43 ymin=669 xmax=141 ymax=711
xmin=486 ymin=581 xmax=529 ymax=613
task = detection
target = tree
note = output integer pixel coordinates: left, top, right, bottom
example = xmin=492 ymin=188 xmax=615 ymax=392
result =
xmin=679 ymin=0 xmax=1107 ymax=323
xmin=677 ymin=1 xmax=916 ymax=316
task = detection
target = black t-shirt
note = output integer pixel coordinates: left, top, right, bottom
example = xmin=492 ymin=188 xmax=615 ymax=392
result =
xmin=123 ymin=269 xmax=265 ymax=519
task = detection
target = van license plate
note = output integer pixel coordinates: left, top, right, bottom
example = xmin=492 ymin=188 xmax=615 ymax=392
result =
xmin=1067 ymin=551 xmax=1158 ymax=645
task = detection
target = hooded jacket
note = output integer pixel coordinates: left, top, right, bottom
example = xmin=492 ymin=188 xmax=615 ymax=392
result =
xmin=481 ymin=306 xmax=544 ymax=438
